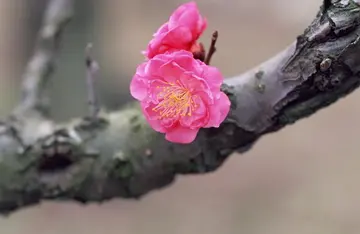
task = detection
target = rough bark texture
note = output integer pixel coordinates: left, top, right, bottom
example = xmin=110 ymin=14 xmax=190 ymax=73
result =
xmin=0 ymin=0 xmax=360 ymax=215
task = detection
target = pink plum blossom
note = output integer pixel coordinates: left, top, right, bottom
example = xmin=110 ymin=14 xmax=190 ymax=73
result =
xmin=130 ymin=50 xmax=230 ymax=144
xmin=143 ymin=1 xmax=207 ymax=59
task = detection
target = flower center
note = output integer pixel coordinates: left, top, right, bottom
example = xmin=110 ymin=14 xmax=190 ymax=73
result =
xmin=153 ymin=81 xmax=196 ymax=119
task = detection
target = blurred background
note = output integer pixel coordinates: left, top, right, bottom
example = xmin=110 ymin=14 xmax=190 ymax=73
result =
xmin=1 ymin=0 xmax=360 ymax=233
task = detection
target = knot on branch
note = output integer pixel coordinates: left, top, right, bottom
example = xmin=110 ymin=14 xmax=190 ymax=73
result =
xmin=38 ymin=131 xmax=76 ymax=172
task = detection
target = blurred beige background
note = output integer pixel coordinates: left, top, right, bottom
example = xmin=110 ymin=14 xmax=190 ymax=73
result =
xmin=2 ymin=0 xmax=360 ymax=233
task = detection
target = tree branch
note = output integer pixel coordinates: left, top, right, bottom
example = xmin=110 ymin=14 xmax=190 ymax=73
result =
xmin=13 ymin=0 xmax=73 ymax=118
xmin=0 ymin=0 xmax=360 ymax=215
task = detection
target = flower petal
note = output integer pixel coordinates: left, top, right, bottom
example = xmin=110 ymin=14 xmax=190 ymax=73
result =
xmin=172 ymin=50 xmax=197 ymax=70
xmin=165 ymin=125 xmax=199 ymax=144
xmin=145 ymin=57 xmax=166 ymax=77
xmin=141 ymin=101 xmax=178 ymax=132
xmin=201 ymin=65 xmax=224 ymax=91
xmin=130 ymin=76 xmax=147 ymax=101
xmin=205 ymin=92 xmax=231 ymax=128
xmin=141 ymin=102 xmax=166 ymax=133
xmin=168 ymin=2 xmax=198 ymax=28
xmin=179 ymin=95 xmax=208 ymax=128
xmin=180 ymin=72 xmax=212 ymax=98
xmin=160 ymin=60 xmax=185 ymax=83
xmin=130 ymin=63 xmax=149 ymax=101
xmin=164 ymin=26 xmax=193 ymax=46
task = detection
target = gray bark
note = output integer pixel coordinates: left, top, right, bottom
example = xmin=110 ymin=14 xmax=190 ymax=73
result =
xmin=0 ymin=0 xmax=359 ymax=215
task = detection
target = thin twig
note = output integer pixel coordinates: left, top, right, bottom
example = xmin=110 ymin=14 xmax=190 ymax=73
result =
xmin=85 ymin=43 xmax=100 ymax=119
xmin=13 ymin=0 xmax=74 ymax=118
xmin=204 ymin=31 xmax=218 ymax=65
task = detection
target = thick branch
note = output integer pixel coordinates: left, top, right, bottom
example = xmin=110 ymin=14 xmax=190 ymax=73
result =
xmin=0 ymin=1 xmax=360 ymax=215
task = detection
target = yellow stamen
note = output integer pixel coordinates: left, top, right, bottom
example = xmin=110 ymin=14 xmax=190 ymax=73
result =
xmin=152 ymin=81 xmax=196 ymax=119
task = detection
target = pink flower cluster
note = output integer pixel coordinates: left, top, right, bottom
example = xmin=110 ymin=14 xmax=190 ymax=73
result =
xmin=130 ymin=1 xmax=230 ymax=144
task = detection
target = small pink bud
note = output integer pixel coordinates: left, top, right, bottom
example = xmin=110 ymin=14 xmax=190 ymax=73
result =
xmin=143 ymin=2 xmax=207 ymax=59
